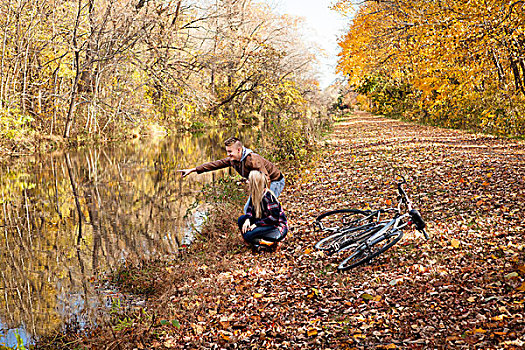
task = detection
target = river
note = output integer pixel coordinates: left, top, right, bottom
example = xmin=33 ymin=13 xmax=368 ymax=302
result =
xmin=0 ymin=128 xmax=255 ymax=347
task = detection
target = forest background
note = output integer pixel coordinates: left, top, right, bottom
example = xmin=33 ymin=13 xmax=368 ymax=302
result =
xmin=3 ymin=0 xmax=523 ymax=159
xmin=336 ymin=0 xmax=525 ymax=138
xmin=0 ymin=0 xmax=339 ymax=161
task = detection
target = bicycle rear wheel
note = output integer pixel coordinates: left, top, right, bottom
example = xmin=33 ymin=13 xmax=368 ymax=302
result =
xmin=315 ymin=221 xmax=387 ymax=254
xmin=314 ymin=209 xmax=371 ymax=251
xmin=337 ymin=228 xmax=403 ymax=271
xmin=314 ymin=209 xmax=370 ymax=230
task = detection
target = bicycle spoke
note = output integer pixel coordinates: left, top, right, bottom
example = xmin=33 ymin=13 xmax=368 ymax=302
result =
xmin=314 ymin=209 xmax=373 ymax=252
xmin=338 ymin=229 xmax=403 ymax=271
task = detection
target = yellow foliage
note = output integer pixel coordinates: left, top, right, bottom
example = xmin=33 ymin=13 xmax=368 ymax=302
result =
xmin=336 ymin=0 xmax=525 ymax=136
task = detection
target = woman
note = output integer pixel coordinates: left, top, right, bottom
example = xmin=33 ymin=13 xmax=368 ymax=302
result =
xmin=237 ymin=170 xmax=288 ymax=249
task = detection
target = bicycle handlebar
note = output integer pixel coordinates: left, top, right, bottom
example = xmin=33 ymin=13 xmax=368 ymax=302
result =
xmin=396 ymin=178 xmax=412 ymax=210
xmin=397 ymin=176 xmax=429 ymax=239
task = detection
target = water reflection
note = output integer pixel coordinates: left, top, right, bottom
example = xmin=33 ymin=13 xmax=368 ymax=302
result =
xmin=0 ymin=129 xmax=253 ymax=347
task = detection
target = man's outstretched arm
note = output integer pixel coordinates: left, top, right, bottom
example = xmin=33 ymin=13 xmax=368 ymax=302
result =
xmin=178 ymin=158 xmax=231 ymax=178
xmin=177 ymin=168 xmax=197 ymax=177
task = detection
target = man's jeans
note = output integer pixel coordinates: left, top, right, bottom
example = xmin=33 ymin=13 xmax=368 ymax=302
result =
xmin=243 ymin=176 xmax=285 ymax=214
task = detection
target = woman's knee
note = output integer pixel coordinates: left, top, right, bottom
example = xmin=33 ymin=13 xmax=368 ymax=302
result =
xmin=238 ymin=214 xmax=250 ymax=230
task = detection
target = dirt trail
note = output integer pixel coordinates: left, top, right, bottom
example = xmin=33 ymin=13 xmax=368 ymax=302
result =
xmin=69 ymin=112 xmax=525 ymax=349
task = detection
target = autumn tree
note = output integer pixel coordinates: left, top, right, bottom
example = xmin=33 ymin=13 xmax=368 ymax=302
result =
xmin=0 ymin=0 xmax=332 ymax=145
xmin=336 ymin=0 xmax=525 ymax=136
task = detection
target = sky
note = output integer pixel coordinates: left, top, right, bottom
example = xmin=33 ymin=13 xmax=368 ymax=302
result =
xmin=270 ymin=0 xmax=351 ymax=88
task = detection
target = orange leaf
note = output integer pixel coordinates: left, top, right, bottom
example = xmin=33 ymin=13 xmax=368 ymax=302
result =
xmin=307 ymin=328 xmax=318 ymax=337
xmin=253 ymin=293 xmax=263 ymax=299
xmin=491 ymin=315 xmax=505 ymax=321
xmin=451 ymin=239 xmax=460 ymax=248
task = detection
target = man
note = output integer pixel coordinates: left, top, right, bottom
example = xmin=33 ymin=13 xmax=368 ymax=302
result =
xmin=178 ymin=137 xmax=285 ymax=212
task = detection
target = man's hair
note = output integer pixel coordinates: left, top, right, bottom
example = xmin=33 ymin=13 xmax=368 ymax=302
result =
xmin=224 ymin=137 xmax=242 ymax=147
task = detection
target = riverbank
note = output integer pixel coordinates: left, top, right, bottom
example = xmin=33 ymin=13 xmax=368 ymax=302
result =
xmin=40 ymin=111 xmax=524 ymax=349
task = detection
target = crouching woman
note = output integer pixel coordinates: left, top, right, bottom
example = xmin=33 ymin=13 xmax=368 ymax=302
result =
xmin=238 ymin=170 xmax=288 ymax=249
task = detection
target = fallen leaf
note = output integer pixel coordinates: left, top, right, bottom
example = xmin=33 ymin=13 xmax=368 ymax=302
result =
xmin=505 ymin=272 xmax=519 ymax=279
xmin=451 ymin=239 xmax=460 ymax=248
xmin=517 ymin=282 xmax=525 ymax=291
xmin=307 ymin=328 xmax=318 ymax=337
xmin=361 ymin=293 xmax=375 ymax=301
xmin=192 ymin=323 xmax=204 ymax=335
xmin=163 ymin=337 xmax=177 ymax=348
xmin=253 ymin=293 xmax=263 ymax=299
xmin=389 ymin=278 xmax=402 ymax=286
xmin=491 ymin=315 xmax=506 ymax=321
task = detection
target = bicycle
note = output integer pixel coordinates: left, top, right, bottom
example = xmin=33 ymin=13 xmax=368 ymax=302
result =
xmin=313 ymin=177 xmax=428 ymax=270
xmin=313 ymin=208 xmax=387 ymax=255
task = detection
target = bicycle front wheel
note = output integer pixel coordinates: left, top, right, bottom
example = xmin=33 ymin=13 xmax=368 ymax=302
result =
xmin=337 ymin=228 xmax=403 ymax=271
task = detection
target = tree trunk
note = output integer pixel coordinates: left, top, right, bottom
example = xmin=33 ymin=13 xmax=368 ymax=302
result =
xmin=63 ymin=0 xmax=84 ymax=139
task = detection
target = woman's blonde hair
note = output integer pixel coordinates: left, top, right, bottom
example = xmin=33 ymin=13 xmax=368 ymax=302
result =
xmin=249 ymin=170 xmax=269 ymax=218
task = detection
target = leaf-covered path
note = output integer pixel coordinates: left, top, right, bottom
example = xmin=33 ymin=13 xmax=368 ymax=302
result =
xmin=63 ymin=112 xmax=524 ymax=349
xmin=277 ymin=112 xmax=525 ymax=349
xmin=155 ymin=112 xmax=525 ymax=349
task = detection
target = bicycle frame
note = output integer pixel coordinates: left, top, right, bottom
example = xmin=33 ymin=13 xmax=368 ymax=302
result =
xmin=355 ymin=177 xmax=427 ymax=253
xmin=361 ymin=211 xmax=409 ymax=248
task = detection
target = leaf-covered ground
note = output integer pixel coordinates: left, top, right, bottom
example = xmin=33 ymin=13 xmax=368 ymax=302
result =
xmin=46 ymin=112 xmax=524 ymax=349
